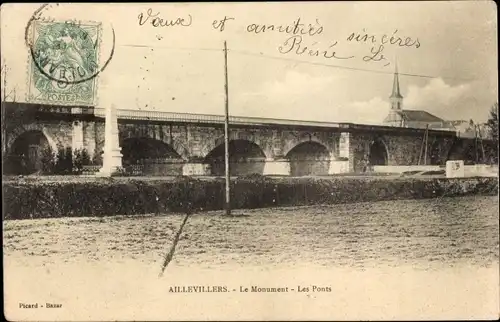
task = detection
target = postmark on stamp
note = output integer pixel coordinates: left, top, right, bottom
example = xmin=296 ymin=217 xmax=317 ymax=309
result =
xmin=27 ymin=20 xmax=102 ymax=106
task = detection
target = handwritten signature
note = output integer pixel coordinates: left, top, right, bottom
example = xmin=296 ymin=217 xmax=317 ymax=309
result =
xmin=277 ymin=27 xmax=421 ymax=65
xmin=279 ymin=35 xmax=354 ymax=60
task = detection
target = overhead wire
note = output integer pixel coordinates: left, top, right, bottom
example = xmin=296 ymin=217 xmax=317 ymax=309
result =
xmin=119 ymin=43 xmax=475 ymax=81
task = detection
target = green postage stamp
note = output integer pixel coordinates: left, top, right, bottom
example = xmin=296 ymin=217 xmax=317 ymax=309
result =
xmin=27 ymin=20 xmax=101 ymax=106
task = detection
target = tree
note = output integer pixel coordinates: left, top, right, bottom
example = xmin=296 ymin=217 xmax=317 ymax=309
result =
xmin=1 ymin=61 xmax=9 ymax=157
xmin=1 ymin=60 xmax=17 ymax=157
xmin=485 ymin=103 xmax=498 ymax=141
xmin=484 ymin=103 xmax=498 ymax=164
xmin=40 ymin=146 xmax=56 ymax=174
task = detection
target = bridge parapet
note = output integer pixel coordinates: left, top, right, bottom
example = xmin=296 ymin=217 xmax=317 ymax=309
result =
xmin=94 ymin=108 xmax=348 ymax=129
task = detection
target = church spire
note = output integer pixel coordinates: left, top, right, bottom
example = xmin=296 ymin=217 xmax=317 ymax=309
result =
xmin=390 ymin=62 xmax=403 ymax=99
xmin=390 ymin=61 xmax=403 ymax=110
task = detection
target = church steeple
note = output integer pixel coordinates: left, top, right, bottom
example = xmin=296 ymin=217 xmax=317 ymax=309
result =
xmin=390 ymin=62 xmax=403 ymax=110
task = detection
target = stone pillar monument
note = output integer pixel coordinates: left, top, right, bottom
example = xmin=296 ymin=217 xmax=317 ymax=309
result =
xmin=97 ymin=104 xmax=123 ymax=177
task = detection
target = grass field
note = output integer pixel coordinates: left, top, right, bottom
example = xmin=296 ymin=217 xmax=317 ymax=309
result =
xmin=4 ymin=195 xmax=498 ymax=268
xmin=3 ymin=195 xmax=499 ymax=320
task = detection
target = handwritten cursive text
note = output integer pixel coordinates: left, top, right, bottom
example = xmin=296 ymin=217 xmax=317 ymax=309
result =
xmin=138 ymin=9 xmax=193 ymax=28
xmin=247 ymin=18 xmax=323 ymax=37
xmin=278 ymin=35 xmax=354 ymax=60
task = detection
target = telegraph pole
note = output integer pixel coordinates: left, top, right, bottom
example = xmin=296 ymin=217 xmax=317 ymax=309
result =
xmin=423 ymin=124 xmax=429 ymax=165
xmin=223 ymin=41 xmax=231 ymax=216
xmin=474 ymin=124 xmax=479 ymax=164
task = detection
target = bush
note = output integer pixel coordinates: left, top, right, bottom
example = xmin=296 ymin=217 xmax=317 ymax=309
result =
xmin=2 ymin=177 xmax=498 ymax=220
xmin=53 ymin=145 xmax=73 ymax=174
xmin=237 ymin=173 xmax=267 ymax=181
xmin=38 ymin=146 xmax=56 ymax=174
xmin=73 ymin=148 xmax=92 ymax=174
xmin=92 ymin=147 xmax=103 ymax=165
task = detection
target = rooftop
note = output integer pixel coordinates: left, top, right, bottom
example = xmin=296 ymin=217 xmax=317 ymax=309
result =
xmin=398 ymin=110 xmax=445 ymax=123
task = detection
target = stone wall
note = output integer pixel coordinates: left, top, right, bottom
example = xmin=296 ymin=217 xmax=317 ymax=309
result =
xmin=347 ymin=133 xmax=373 ymax=172
xmin=346 ymin=132 xmax=463 ymax=172
xmin=427 ymin=136 xmax=455 ymax=165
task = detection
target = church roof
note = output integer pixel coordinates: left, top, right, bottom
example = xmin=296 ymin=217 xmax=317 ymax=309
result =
xmin=398 ymin=110 xmax=445 ymax=123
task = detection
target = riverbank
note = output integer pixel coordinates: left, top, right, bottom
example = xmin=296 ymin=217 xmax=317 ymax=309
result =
xmin=3 ymin=175 xmax=497 ymax=220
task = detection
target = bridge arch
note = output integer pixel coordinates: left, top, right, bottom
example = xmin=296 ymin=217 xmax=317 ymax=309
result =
xmin=120 ymin=137 xmax=185 ymax=175
xmin=368 ymin=138 xmax=389 ymax=166
xmin=118 ymin=129 xmax=189 ymax=160
xmin=285 ymin=141 xmax=330 ymax=176
xmin=282 ymin=135 xmax=334 ymax=159
xmin=7 ymin=124 xmax=58 ymax=156
xmin=121 ymin=137 xmax=183 ymax=164
xmin=202 ymin=132 xmax=273 ymax=160
xmin=5 ymin=129 xmax=55 ymax=175
xmin=204 ymin=139 xmax=267 ymax=176
xmin=447 ymin=139 xmax=478 ymax=164
xmin=429 ymin=139 xmax=442 ymax=165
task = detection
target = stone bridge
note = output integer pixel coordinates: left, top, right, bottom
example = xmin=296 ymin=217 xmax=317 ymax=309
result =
xmin=3 ymin=102 xmax=496 ymax=176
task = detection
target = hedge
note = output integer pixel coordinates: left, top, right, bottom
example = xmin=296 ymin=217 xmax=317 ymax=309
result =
xmin=3 ymin=175 xmax=498 ymax=220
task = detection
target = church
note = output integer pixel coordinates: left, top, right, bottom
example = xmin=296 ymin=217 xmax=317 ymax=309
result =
xmin=383 ymin=65 xmax=451 ymax=130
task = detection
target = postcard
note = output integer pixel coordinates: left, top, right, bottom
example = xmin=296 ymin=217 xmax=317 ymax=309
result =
xmin=2 ymin=2 xmax=499 ymax=321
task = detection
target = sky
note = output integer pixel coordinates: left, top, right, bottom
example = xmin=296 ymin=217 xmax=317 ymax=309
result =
xmin=1 ymin=2 xmax=497 ymax=124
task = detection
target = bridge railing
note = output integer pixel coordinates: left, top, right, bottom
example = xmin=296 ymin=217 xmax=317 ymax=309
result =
xmin=93 ymin=108 xmax=346 ymax=128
